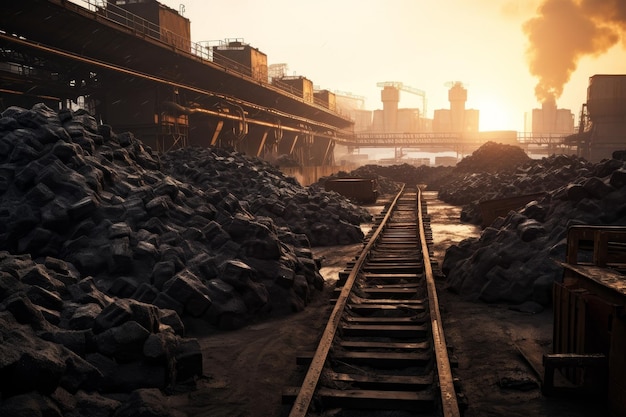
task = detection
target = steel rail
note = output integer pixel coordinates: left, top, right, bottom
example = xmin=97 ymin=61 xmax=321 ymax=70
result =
xmin=288 ymin=184 xmax=406 ymax=417
xmin=417 ymin=187 xmax=461 ymax=417
xmin=288 ymin=187 xmax=461 ymax=416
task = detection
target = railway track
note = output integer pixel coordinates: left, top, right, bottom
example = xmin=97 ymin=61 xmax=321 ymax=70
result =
xmin=284 ymin=186 xmax=461 ymax=416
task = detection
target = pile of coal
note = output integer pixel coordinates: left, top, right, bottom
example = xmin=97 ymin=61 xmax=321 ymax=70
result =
xmin=438 ymin=153 xmax=595 ymax=224
xmin=0 ymin=253 xmax=196 ymax=417
xmin=315 ymin=163 xmax=454 ymax=196
xmin=161 ymin=147 xmax=371 ymax=247
xmin=442 ymin=152 xmax=626 ymax=308
xmin=453 ymin=141 xmax=531 ymax=173
xmin=317 ymin=143 xmax=531 ymax=200
xmin=0 ymin=103 xmax=370 ymax=416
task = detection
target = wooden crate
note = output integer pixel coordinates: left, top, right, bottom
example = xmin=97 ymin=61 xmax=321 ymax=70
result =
xmin=550 ymin=226 xmax=626 ymax=415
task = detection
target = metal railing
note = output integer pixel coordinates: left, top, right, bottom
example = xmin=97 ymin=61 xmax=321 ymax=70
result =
xmin=517 ymin=132 xmax=570 ymax=145
xmin=331 ymin=131 xmax=576 ymax=149
xmin=354 ymin=132 xmax=463 ymax=145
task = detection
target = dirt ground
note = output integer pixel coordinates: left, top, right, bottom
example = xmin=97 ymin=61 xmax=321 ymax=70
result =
xmin=168 ymin=191 xmax=609 ymax=417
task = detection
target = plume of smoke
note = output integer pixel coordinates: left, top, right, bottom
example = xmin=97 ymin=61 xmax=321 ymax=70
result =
xmin=523 ymin=0 xmax=625 ymax=104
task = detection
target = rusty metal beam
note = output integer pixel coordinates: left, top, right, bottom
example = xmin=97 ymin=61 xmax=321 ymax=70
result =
xmin=289 ymin=135 xmax=299 ymax=156
xmin=256 ymin=130 xmax=269 ymax=157
xmin=210 ymin=120 xmax=224 ymax=146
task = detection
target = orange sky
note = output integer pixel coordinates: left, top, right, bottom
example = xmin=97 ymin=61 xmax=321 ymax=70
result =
xmin=159 ymin=0 xmax=625 ymax=132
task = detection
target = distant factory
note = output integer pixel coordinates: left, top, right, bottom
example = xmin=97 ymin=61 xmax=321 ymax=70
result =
xmin=433 ymin=82 xmax=479 ymax=133
xmin=529 ymin=99 xmax=575 ymax=135
xmin=343 ymin=81 xmax=479 ymax=135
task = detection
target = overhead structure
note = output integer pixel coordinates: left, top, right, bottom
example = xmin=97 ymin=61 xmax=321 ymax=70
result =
xmin=0 ymin=0 xmax=354 ymax=168
xmin=376 ymin=81 xmax=427 ymax=115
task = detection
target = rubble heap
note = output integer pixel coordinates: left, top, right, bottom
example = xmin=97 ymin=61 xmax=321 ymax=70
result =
xmin=453 ymin=141 xmax=531 ymax=173
xmin=161 ymin=147 xmax=370 ymax=247
xmin=0 ymin=103 xmax=371 ymax=416
xmin=314 ymin=163 xmax=454 ymax=196
xmin=442 ymin=151 xmax=626 ymax=307
xmin=439 ymin=153 xmax=595 ymax=224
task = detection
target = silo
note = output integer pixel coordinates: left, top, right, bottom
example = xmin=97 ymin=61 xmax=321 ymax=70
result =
xmin=587 ymin=74 xmax=626 ymax=161
xmin=448 ymin=82 xmax=467 ymax=132
xmin=381 ymin=86 xmax=399 ymax=132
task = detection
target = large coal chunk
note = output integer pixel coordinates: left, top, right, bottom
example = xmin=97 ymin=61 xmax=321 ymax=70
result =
xmin=112 ymin=388 xmax=186 ymax=417
xmin=162 ymin=269 xmax=213 ymax=318
xmin=0 ymin=311 xmax=103 ymax=397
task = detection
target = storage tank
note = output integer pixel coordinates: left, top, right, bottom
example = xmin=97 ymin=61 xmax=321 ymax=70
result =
xmin=587 ymin=74 xmax=626 ymax=119
xmin=587 ymin=74 xmax=626 ymax=161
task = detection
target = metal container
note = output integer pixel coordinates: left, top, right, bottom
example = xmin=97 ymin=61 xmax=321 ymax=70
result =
xmin=274 ymin=76 xmax=314 ymax=103
xmin=212 ymin=40 xmax=268 ymax=82
xmin=106 ymin=0 xmax=191 ymax=52
xmin=478 ymin=192 xmax=546 ymax=227
xmin=314 ymin=89 xmax=336 ymax=111
xmin=324 ymin=178 xmax=378 ymax=204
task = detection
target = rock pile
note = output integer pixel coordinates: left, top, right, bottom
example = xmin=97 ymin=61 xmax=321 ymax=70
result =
xmin=438 ymin=153 xmax=595 ymax=224
xmin=442 ymin=151 xmax=626 ymax=307
xmin=0 ymin=253 xmax=197 ymax=417
xmin=0 ymin=103 xmax=372 ymax=416
xmin=315 ymin=163 xmax=454 ymax=196
xmin=161 ymin=147 xmax=371 ymax=247
xmin=453 ymin=141 xmax=531 ymax=173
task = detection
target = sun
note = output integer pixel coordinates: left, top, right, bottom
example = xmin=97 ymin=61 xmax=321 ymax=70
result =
xmin=474 ymin=96 xmax=521 ymax=132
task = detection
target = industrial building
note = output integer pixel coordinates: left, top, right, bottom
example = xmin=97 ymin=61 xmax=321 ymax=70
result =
xmin=371 ymin=81 xmax=428 ymax=133
xmin=531 ymin=99 xmax=575 ymax=135
xmin=433 ymin=82 xmax=479 ymax=133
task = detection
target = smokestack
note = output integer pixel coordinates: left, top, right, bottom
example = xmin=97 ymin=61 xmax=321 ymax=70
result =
xmin=523 ymin=0 xmax=625 ymax=105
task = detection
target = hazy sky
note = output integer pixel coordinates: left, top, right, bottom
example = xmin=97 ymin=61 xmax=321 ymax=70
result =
xmin=158 ymin=0 xmax=626 ymax=132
